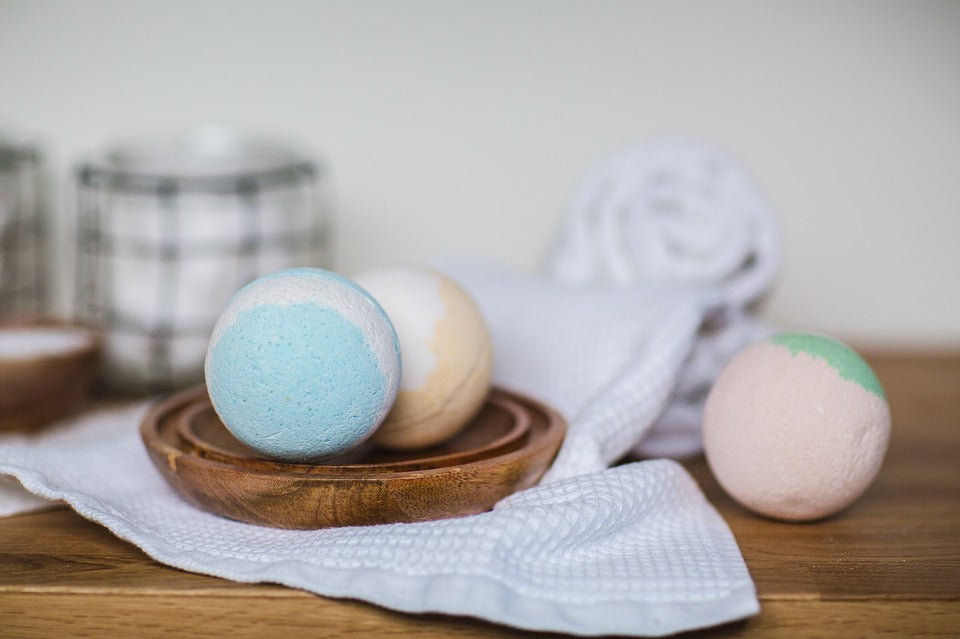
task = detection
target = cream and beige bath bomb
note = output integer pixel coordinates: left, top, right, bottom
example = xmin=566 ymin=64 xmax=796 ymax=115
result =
xmin=353 ymin=266 xmax=493 ymax=450
xmin=703 ymin=333 xmax=890 ymax=521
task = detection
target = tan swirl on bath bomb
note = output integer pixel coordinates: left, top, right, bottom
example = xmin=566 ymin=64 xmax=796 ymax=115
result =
xmin=354 ymin=266 xmax=493 ymax=450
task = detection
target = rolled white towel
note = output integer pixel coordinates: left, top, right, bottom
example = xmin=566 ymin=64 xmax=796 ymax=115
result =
xmin=547 ymin=140 xmax=779 ymax=309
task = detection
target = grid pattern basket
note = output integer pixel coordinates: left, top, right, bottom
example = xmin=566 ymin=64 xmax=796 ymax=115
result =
xmin=75 ymin=132 xmax=331 ymax=393
xmin=0 ymin=140 xmax=45 ymax=315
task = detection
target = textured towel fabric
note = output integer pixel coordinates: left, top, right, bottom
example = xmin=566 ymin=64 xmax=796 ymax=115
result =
xmin=0 ymin=403 xmax=757 ymax=636
xmin=432 ymin=266 xmax=714 ymax=483
xmin=0 ymin=475 xmax=49 ymax=516
xmin=0 ymin=141 xmax=776 ymax=635
xmin=546 ymin=140 xmax=779 ymax=308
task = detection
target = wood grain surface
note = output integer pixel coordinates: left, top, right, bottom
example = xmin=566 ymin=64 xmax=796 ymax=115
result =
xmin=1 ymin=353 xmax=958 ymax=637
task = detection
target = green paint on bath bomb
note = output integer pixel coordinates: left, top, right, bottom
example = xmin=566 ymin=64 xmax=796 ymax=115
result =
xmin=770 ymin=332 xmax=885 ymax=399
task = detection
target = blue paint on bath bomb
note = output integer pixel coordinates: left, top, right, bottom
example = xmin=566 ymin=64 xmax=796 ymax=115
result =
xmin=204 ymin=268 xmax=401 ymax=462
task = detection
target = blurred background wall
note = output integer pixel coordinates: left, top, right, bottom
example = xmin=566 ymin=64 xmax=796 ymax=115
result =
xmin=0 ymin=0 xmax=957 ymax=347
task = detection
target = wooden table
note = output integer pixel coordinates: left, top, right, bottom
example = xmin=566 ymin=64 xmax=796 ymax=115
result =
xmin=1 ymin=354 xmax=958 ymax=637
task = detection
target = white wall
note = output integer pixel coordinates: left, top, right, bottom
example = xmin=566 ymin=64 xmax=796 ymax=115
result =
xmin=1 ymin=0 xmax=957 ymax=346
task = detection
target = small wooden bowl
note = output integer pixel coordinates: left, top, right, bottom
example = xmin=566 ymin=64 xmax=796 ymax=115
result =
xmin=141 ymin=386 xmax=566 ymax=529
xmin=0 ymin=317 xmax=102 ymax=432
xmin=174 ymin=393 xmax=531 ymax=473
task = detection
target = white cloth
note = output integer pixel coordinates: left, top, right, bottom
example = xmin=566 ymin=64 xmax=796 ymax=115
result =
xmin=546 ymin=140 xmax=779 ymax=307
xmin=0 ymin=140 xmax=776 ymax=636
xmin=0 ymin=475 xmax=52 ymax=516
xmin=0 ymin=404 xmax=757 ymax=637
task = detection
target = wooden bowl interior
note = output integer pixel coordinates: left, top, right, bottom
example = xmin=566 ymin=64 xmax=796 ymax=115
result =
xmin=175 ymin=393 xmax=531 ymax=473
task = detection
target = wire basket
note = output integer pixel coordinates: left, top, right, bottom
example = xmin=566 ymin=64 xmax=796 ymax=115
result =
xmin=75 ymin=128 xmax=332 ymax=393
xmin=0 ymin=138 xmax=45 ymax=315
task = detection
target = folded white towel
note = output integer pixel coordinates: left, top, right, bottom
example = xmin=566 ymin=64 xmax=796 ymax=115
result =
xmin=0 ymin=405 xmax=757 ymax=636
xmin=547 ymin=140 xmax=778 ymax=307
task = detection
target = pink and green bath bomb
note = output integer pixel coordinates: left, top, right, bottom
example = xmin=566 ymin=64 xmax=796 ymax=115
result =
xmin=703 ymin=333 xmax=890 ymax=522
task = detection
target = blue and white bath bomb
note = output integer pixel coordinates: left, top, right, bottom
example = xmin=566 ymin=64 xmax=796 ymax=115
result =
xmin=204 ymin=268 xmax=401 ymax=462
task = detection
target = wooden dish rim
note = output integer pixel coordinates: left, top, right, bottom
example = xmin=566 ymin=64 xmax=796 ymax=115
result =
xmin=173 ymin=391 xmax=532 ymax=473
xmin=141 ymin=385 xmax=566 ymax=483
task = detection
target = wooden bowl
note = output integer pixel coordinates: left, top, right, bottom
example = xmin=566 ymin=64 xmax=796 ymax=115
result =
xmin=140 ymin=386 xmax=566 ymax=529
xmin=0 ymin=316 xmax=102 ymax=432
xmin=173 ymin=393 xmax=531 ymax=473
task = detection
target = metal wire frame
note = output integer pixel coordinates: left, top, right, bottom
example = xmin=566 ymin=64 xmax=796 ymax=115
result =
xmin=0 ymin=142 xmax=45 ymax=316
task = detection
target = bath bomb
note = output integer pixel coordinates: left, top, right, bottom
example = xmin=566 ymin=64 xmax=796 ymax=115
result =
xmin=353 ymin=266 xmax=493 ymax=450
xmin=204 ymin=268 xmax=401 ymax=462
xmin=703 ymin=333 xmax=890 ymax=522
